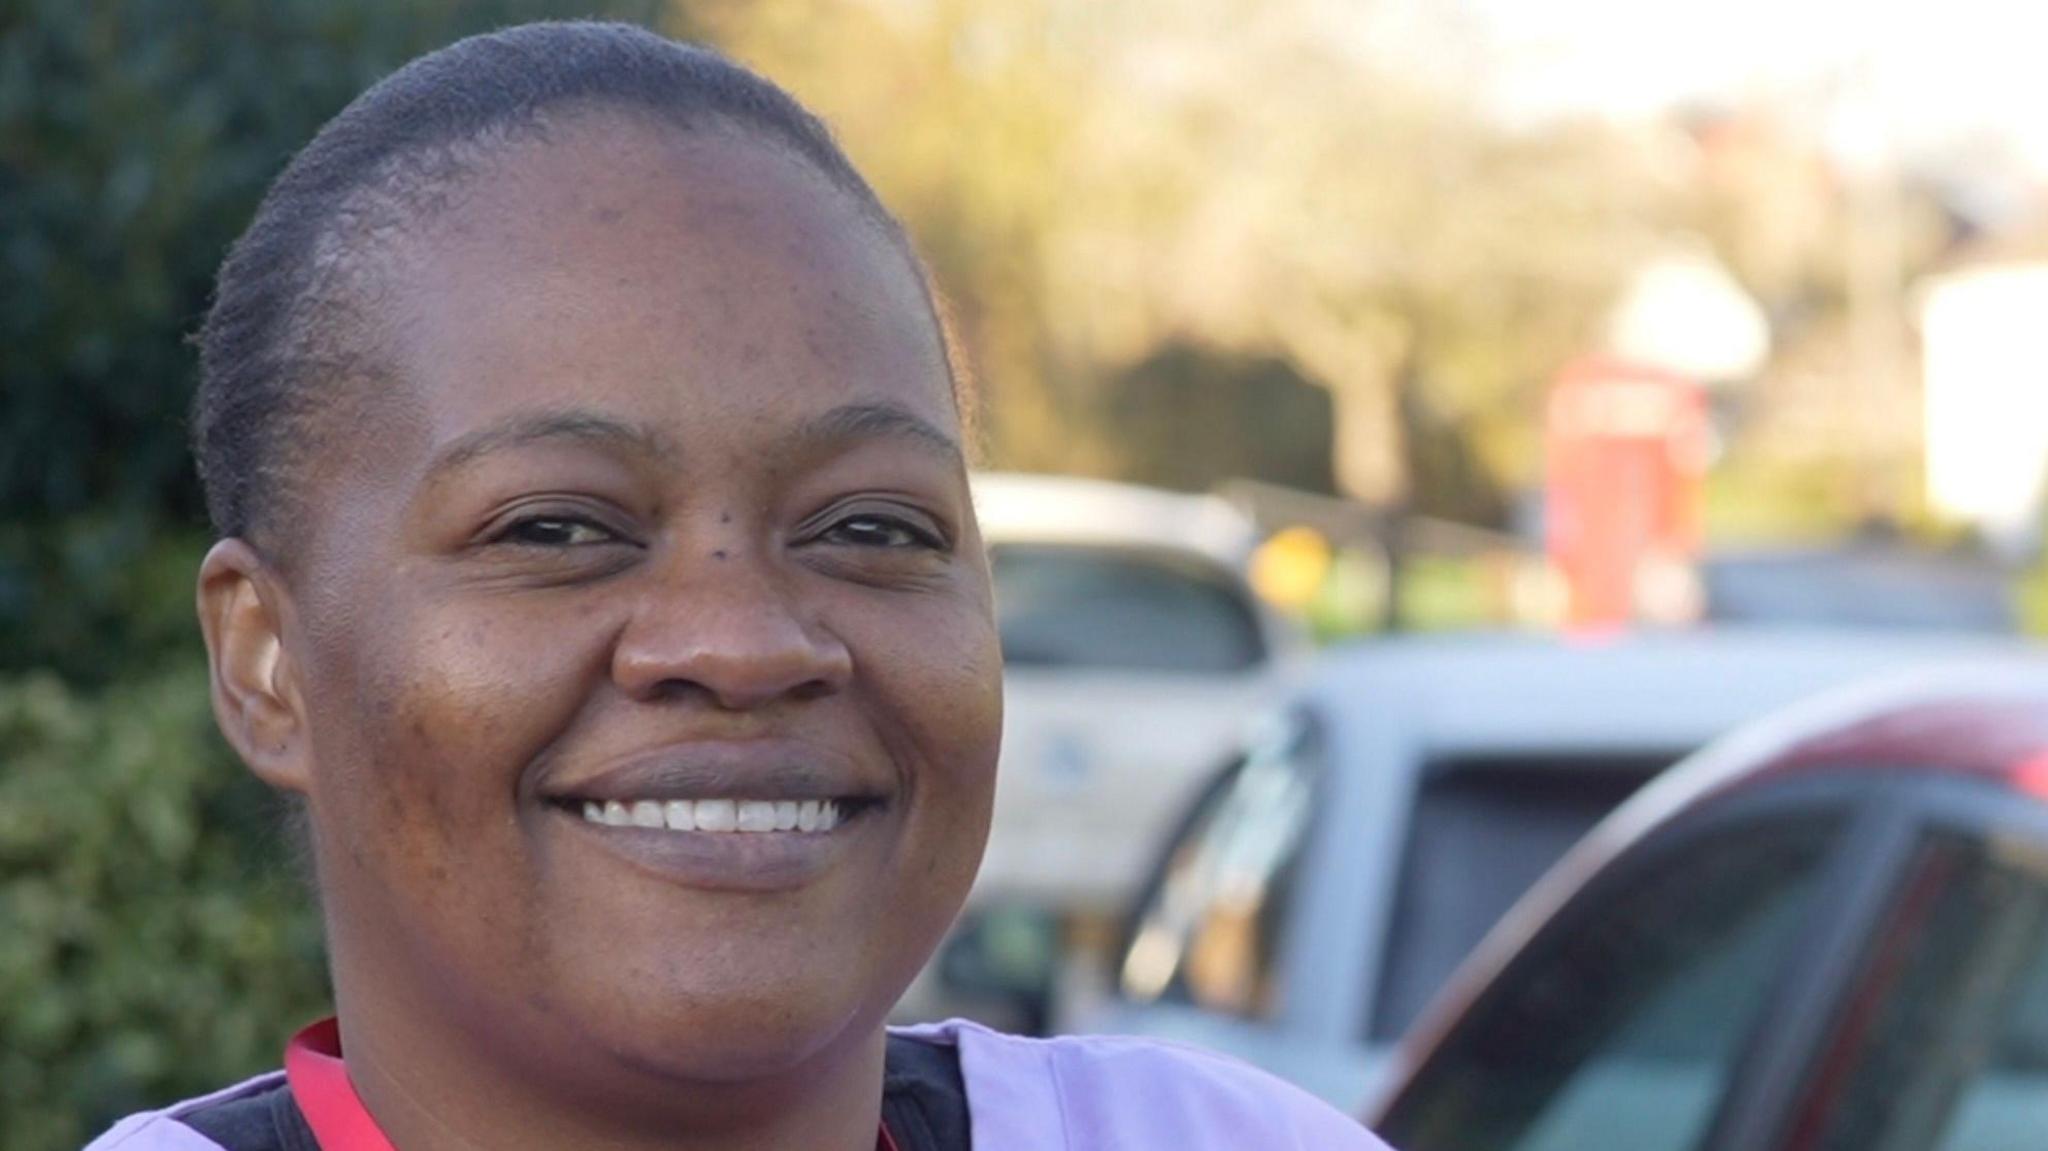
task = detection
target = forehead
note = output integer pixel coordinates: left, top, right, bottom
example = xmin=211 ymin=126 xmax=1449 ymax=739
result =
xmin=362 ymin=112 xmax=954 ymax=464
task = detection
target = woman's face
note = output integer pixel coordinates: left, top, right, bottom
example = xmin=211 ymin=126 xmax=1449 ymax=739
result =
xmin=267 ymin=117 xmax=1000 ymax=1089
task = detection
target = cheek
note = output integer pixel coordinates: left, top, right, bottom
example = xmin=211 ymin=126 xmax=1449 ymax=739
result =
xmin=855 ymin=594 xmax=1004 ymax=832
xmin=302 ymin=595 xmax=610 ymax=892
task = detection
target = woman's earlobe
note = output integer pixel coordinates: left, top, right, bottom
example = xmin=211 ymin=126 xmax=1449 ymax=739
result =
xmin=197 ymin=539 xmax=313 ymax=794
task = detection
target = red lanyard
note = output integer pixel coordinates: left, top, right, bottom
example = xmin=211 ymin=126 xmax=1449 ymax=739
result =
xmin=286 ymin=1018 xmax=898 ymax=1151
xmin=284 ymin=1020 xmax=398 ymax=1151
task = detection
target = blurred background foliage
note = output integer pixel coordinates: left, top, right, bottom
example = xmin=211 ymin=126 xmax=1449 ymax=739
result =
xmin=2 ymin=0 xmax=653 ymax=683
xmin=707 ymin=0 xmax=1655 ymax=511
xmin=703 ymin=0 xmax=1965 ymax=527
xmin=0 ymin=667 xmax=317 ymax=1150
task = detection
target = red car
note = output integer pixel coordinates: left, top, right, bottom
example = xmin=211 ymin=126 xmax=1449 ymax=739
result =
xmin=1372 ymin=664 xmax=2048 ymax=1151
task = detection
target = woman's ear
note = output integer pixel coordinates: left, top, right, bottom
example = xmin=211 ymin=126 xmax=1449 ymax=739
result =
xmin=198 ymin=539 xmax=312 ymax=794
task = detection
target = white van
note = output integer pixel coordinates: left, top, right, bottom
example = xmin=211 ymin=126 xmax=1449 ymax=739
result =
xmin=970 ymin=472 xmax=1304 ymax=916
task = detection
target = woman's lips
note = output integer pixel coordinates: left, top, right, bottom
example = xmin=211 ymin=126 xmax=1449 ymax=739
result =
xmin=534 ymin=740 xmax=892 ymax=891
xmin=535 ymin=738 xmax=888 ymax=808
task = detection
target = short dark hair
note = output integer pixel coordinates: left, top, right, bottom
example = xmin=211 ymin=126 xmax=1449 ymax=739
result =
xmin=195 ymin=20 xmax=955 ymax=551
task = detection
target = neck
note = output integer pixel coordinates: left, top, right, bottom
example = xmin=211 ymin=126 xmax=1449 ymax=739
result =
xmin=328 ymin=972 xmax=888 ymax=1151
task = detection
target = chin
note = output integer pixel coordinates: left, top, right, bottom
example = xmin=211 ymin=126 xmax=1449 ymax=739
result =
xmin=610 ymin=992 xmax=884 ymax=1085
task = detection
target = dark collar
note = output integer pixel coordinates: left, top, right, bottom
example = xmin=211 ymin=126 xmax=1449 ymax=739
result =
xmin=267 ymin=1018 xmax=933 ymax=1150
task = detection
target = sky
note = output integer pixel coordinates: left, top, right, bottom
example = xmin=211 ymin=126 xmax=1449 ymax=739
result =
xmin=1393 ymin=0 xmax=2048 ymax=175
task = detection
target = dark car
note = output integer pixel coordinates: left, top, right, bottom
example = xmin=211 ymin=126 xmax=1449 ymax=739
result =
xmin=1373 ymin=663 xmax=2048 ymax=1151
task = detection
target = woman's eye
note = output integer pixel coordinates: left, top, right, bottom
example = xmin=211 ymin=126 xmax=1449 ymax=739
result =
xmin=496 ymin=516 xmax=617 ymax=548
xmin=821 ymin=514 xmax=941 ymax=550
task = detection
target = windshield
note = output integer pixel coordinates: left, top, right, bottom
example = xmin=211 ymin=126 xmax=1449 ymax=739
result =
xmin=991 ymin=542 xmax=1268 ymax=674
xmin=1371 ymin=755 xmax=1673 ymax=1040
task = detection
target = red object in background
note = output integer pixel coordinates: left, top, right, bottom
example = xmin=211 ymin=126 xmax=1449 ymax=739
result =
xmin=1545 ymin=357 xmax=1710 ymax=630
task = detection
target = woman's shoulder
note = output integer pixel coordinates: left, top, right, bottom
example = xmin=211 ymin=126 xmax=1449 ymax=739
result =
xmin=891 ymin=1020 xmax=1394 ymax=1150
xmin=82 ymin=1072 xmax=291 ymax=1151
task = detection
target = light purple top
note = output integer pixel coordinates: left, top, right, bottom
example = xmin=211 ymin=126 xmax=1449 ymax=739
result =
xmin=86 ymin=1019 xmax=1392 ymax=1150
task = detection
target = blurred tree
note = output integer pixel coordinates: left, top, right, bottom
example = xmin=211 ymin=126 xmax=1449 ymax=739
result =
xmin=708 ymin=0 xmax=1664 ymax=512
xmin=701 ymin=0 xmax=1090 ymax=470
xmin=1105 ymin=342 xmax=1335 ymax=495
xmin=0 ymin=0 xmax=664 ymax=681
xmin=1672 ymin=107 xmax=1967 ymax=531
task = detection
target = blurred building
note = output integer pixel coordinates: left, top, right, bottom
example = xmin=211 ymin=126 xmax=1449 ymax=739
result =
xmin=1919 ymin=259 xmax=2048 ymax=551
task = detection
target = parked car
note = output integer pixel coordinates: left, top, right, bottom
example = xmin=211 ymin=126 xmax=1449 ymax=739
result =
xmin=1703 ymin=544 xmax=2016 ymax=634
xmin=1067 ymin=629 xmax=2027 ymax=1106
xmin=970 ymin=472 xmax=1303 ymax=916
xmin=898 ymin=474 xmax=1301 ymax=1026
xmin=1374 ymin=663 xmax=2048 ymax=1151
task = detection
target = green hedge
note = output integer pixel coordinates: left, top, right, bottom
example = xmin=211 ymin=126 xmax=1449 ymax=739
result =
xmin=0 ymin=666 xmax=328 ymax=1151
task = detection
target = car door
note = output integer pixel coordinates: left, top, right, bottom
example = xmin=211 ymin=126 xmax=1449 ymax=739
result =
xmin=1376 ymin=782 xmax=1869 ymax=1151
xmin=1766 ymin=779 xmax=2048 ymax=1151
xmin=1082 ymin=713 xmax=1381 ymax=1101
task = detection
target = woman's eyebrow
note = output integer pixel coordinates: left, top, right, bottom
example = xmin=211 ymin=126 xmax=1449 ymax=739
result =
xmin=781 ymin=401 xmax=963 ymax=466
xmin=424 ymin=410 xmax=676 ymax=482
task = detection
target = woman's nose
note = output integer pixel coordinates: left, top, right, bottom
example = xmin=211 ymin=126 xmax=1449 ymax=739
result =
xmin=610 ymin=549 xmax=853 ymax=710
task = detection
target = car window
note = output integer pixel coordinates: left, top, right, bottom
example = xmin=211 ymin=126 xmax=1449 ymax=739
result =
xmin=1379 ymin=809 xmax=1845 ymax=1151
xmin=1116 ymin=715 xmax=1317 ymax=1019
xmin=1793 ymin=827 xmax=2048 ymax=1151
xmin=990 ymin=543 xmax=1267 ymax=674
xmin=1370 ymin=756 xmax=1670 ymax=1040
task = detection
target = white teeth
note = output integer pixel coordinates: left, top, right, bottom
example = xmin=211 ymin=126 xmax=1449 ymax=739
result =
xmin=695 ymin=799 xmax=737 ymax=832
xmin=579 ymin=797 xmax=855 ymax=833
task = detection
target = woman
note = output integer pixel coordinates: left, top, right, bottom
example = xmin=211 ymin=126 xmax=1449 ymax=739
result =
xmin=88 ymin=22 xmax=1387 ymax=1151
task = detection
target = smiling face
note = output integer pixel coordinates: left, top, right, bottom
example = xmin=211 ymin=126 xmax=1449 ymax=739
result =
xmin=215 ymin=112 xmax=1001 ymax=1115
